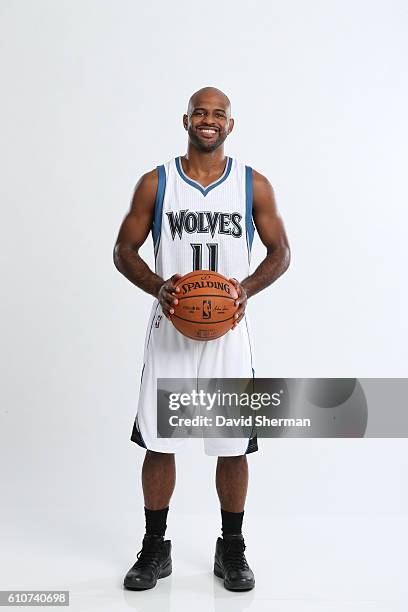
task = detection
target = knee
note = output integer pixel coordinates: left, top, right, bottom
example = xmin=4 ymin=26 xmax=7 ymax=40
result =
xmin=146 ymin=450 xmax=175 ymax=461
xmin=218 ymin=454 xmax=247 ymax=464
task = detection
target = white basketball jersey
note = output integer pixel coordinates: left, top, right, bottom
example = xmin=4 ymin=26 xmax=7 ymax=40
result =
xmin=152 ymin=156 xmax=255 ymax=280
xmin=131 ymin=155 xmax=258 ymax=456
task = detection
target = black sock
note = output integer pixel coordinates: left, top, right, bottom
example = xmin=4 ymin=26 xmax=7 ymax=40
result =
xmin=144 ymin=506 xmax=169 ymax=537
xmin=221 ymin=508 xmax=244 ymax=537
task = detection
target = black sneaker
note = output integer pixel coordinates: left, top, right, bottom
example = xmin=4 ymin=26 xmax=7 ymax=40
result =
xmin=123 ymin=534 xmax=172 ymax=590
xmin=214 ymin=534 xmax=255 ymax=591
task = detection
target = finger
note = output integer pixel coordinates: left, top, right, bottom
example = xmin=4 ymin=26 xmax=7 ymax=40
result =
xmin=229 ymin=277 xmax=239 ymax=291
xmin=162 ymin=284 xmax=174 ymax=295
xmin=235 ymin=304 xmax=246 ymax=318
xmin=171 ymin=274 xmax=182 ymax=292
xmin=162 ymin=288 xmax=180 ymax=303
xmin=167 ymin=285 xmax=181 ymax=294
xmin=233 ymin=305 xmax=246 ymax=323
xmin=169 ymin=292 xmax=179 ymax=305
xmin=165 ymin=283 xmax=180 ymax=293
xmin=231 ymin=312 xmax=245 ymax=328
xmin=159 ymin=293 xmax=175 ymax=309
xmin=234 ymin=296 xmax=247 ymax=307
xmin=228 ymin=278 xmax=240 ymax=300
xmin=162 ymin=305 xmax=175 ymax=319
xmin=164 ymin=299 xmax=178 ymax=308
xmin=161 ymin=306 xmax=170 ymax=319
xmin=161 ymin=294 xmax=175 ymax=306
xmin=163 ymin=296 xmax=179 ymax=308
xmin=161 ymin=284 xmax=172 ymax=295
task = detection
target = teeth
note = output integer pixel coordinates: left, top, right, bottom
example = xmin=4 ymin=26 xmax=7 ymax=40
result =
xmin=201 ymin=129 xmax=216 ymax=134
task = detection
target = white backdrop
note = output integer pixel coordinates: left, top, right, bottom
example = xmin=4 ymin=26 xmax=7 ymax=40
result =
xmin=1 ymin=1 xmax=407 ymax=609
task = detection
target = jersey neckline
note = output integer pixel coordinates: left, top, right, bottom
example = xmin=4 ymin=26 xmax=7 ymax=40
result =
xmin=175 ymin=156 xmax=233 ymax=197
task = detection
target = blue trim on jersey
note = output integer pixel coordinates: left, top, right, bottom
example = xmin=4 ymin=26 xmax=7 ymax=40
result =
xmin=152 ymin=165 xmax=166 ymax=255
xmin=244 ymin=316 xmax=258 ymax=454
xmin=146 ymin=302 xmax=160 ymax=352
xmin=245 ymin=166 xmax=255 ymax=256
xmin=244 ymin=315 xmax=255 ymax=376
xmin=175 ymin=156 xmax=232 ymax=196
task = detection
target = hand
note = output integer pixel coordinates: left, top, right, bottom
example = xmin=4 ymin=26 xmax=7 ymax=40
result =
xmin=229 ymin=278 xmax=248 ymax=329
xmin=157 ymin=274 xmax=182 ymax=319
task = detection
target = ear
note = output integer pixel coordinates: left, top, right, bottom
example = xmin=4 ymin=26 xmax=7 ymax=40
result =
xmin=228 ymin=117 xmax=234 ymax=134
xmin=183 ymin=114 xmax=188 ymax=130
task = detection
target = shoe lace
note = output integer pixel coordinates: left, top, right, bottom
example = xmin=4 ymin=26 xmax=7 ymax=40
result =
xmin=134 ymin=539 xmax=163 ymax=569
xmin=223 ymin=540 xmax=249 ymax=571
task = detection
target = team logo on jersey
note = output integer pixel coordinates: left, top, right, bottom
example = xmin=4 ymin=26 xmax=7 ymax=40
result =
xmin=166 ymin=210 xmax=242 ymax=240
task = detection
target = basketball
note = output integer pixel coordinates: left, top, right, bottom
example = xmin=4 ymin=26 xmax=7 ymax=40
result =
xmin=170 ymin=270 xmax=239 ymax=341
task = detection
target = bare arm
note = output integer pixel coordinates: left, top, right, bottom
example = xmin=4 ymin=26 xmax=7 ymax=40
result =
xmin=113 ymin=170 xmax=181 ymax=316
xmin=230 ymin=169 xmax=290 ymax=327
xmin=241 ymin=169 xmax=290 ymax=298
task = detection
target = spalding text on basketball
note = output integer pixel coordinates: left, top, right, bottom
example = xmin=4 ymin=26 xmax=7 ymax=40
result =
xmin=180 ymin=280 xmax=232 ymax=295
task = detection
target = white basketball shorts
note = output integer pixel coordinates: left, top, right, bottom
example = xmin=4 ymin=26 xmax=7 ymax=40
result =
xmin=131 ymin=299 xmax=258 ymax=456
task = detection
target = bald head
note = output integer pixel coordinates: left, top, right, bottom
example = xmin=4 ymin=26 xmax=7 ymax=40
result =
xmin=187 ymin=87 xmax=231 ymax=118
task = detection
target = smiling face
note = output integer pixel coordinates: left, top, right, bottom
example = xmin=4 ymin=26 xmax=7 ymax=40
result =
xmin=183 ymin=88 xmax=234 ymax=153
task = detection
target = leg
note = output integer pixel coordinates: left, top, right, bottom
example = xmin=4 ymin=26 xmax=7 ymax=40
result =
xmin=216 ymin=455 xmax=248 ymax=512
xmin=198 ymin=315 xmax=255 ymax=590
xmin=125 ymin=302 xmax=193 ymax=591
xmin=213 ymin=455 xmax=255 ymax=591
xmin=124 ymin=450 xmax=175 ymax=591
xmin=142 ymin=449 xmax=176 ymax=509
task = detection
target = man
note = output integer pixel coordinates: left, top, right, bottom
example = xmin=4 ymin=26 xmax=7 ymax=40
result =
xmin=114 ymin=86 xmax=290 ymax=591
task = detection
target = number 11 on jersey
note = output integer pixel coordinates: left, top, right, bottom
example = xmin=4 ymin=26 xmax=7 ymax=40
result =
xmin=191 ymin=243 xmax=218 ymax=272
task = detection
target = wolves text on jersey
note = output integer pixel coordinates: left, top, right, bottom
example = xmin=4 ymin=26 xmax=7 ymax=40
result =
xmin=166 ymin=210 xmax=243 ymax=240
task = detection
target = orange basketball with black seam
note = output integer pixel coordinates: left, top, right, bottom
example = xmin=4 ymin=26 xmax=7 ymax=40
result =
xmin=171 ymin=270 xmax=239 ymax=341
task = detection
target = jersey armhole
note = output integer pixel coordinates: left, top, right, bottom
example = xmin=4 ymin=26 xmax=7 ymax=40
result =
xmin=152 ymin=165 xmax=166 ymax=256
xmin=245 ymin=166 xmax=255 ymax=256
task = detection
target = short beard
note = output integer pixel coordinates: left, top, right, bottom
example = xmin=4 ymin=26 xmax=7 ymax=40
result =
xmin=188 ymin=127 xmax=227 ymax=153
